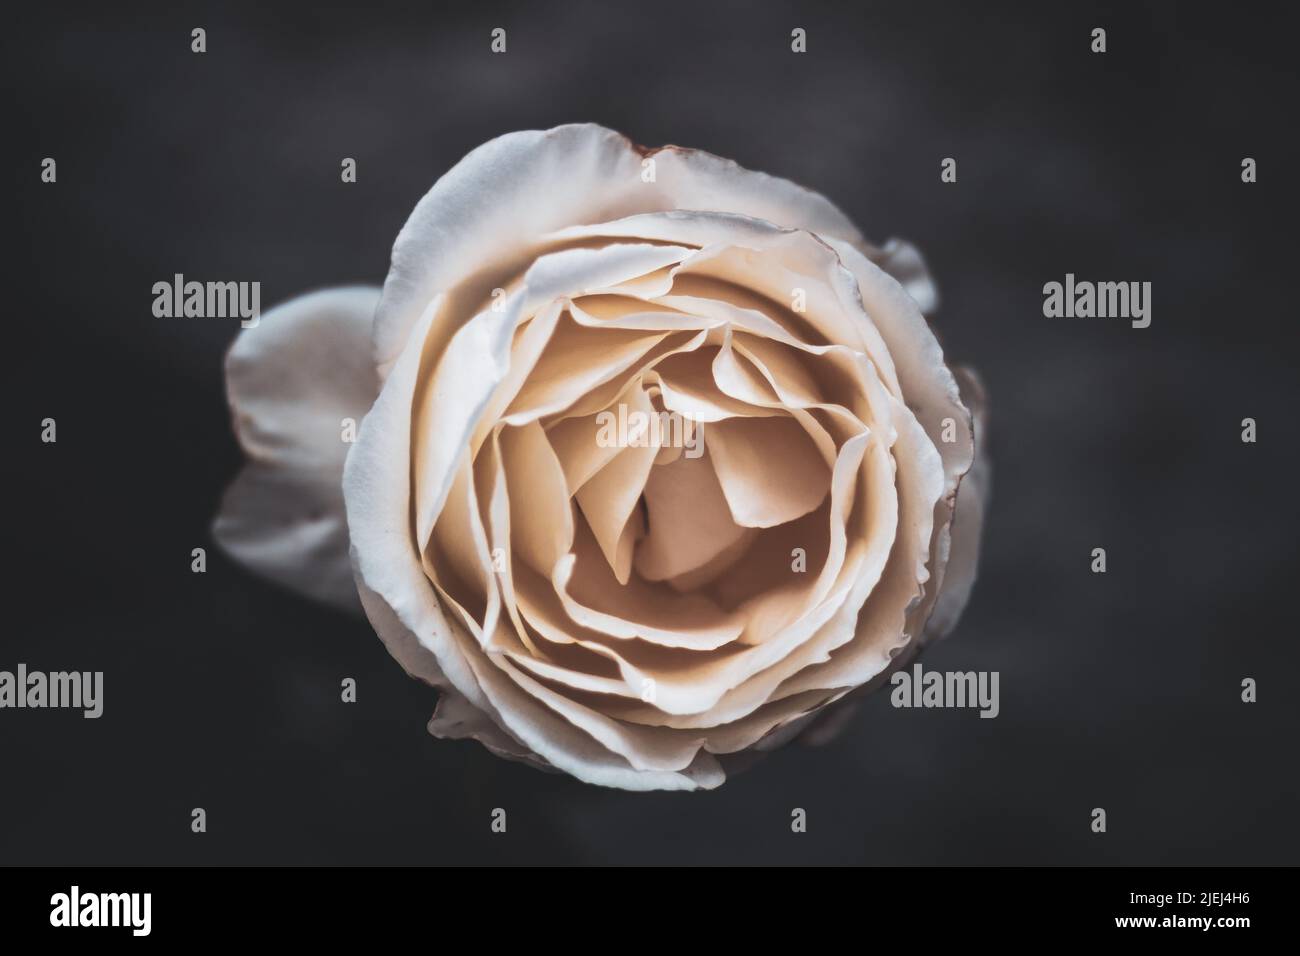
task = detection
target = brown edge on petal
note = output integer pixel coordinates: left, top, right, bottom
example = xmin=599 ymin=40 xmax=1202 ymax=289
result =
xmin=609 ymin=128 xmax=868 ymax=244
xmin=617 ymin=132 xmax=665 ymax=158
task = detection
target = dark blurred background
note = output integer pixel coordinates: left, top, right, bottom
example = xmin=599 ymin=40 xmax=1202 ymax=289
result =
xmin=6 ymin=0 xmax=1298 ymax=865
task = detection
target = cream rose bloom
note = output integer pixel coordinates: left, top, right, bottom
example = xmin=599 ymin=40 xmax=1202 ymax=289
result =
xmin=215 ymin=124 xmax=988 ymax=791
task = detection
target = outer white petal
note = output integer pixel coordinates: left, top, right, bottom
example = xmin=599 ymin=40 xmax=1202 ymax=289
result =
xmin=866 ymin=237 xmax=939 ymax=315
xmin=214 ymin=286 xmax=381 ymax=611
xmin=921 ymin=366 xmax=990 ymax=641
xmin=371 ymin=123 xmax=868 ymax=374
xmin=825 ymin=238 xmax=973 ymax=484
xmin=550 ymin=212 xmax=938 ymax=317
xmin=824 ymin=237 xmax=975 ymax=643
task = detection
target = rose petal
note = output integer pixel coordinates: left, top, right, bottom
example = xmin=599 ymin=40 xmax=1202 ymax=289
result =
xmin=550 ymin=211 xmax=936 ymax=320
xmin=214 ymin=286 xmax=380 ymax=611
xmin=372 ymin=125 xmax=866 ymax=375
xmin=824 ymin=238 xmax=975 ymax=644
xmin=634 ymin=449 xmax=754 ymax=583
xmin=704 ymin=416 xmax=829 ymax=528
xmin=867 ymin=237 xmax=938 ymax=315
xmin=572 ymin=387 xmax=659 ymax=584
xmin=921 ymin=366 xmax=990 ymax=642
xmin=346 ymin=293 xmax=498 ymax=714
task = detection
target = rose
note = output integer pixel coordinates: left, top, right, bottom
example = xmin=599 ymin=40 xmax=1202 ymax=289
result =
xmin=215 ymin=124 xmax=988 ymax=790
